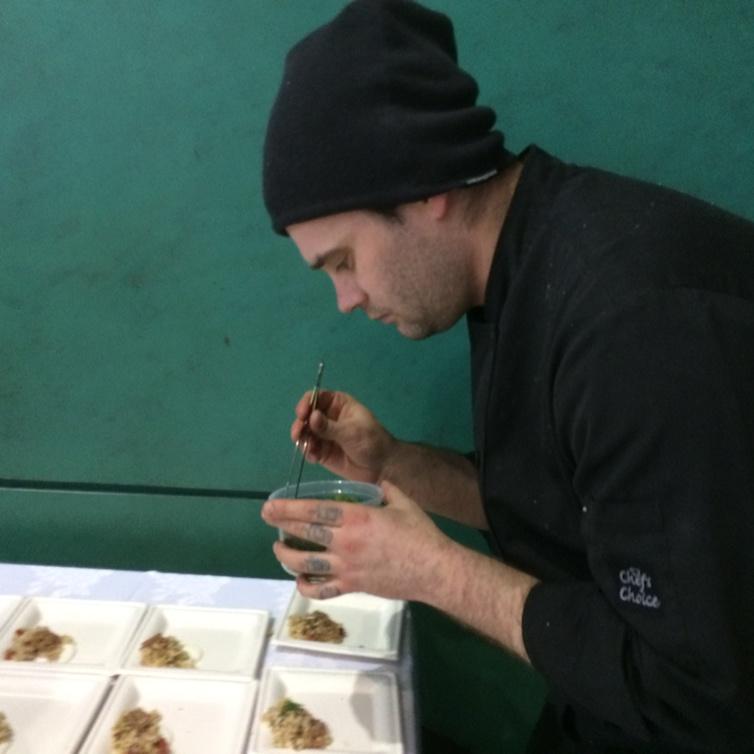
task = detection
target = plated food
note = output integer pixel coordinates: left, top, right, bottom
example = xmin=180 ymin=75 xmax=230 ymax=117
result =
xmin=262 ymin=698 xmax=332 ymax=750
xmin=3 ymin=625 xmax=73 ymax=662
xmin=78 ymin=674 xmax=258 ymax=754
xmin=111 ymin=707 xmax=170 ymax=754
xmin=0 ymin=598 xmax=148 ymax=674
xmin=120 ymin=605 xmax=269 ymax=681
xmin=287 ymin=611 xmax=346 ymax=644
xmin=139 ymin=633 xmax=196 ymax=669
xmin=0 ymin=711 xmax=12 ymax=744
xmin=250 ymin=667 xmax=403 ymax=754
xmin=274 ymin=591 xmax=405 ymax=661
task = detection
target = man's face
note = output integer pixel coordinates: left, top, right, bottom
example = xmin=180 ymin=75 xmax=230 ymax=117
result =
xmin=287 ymin=204 xmax=471 ymax=340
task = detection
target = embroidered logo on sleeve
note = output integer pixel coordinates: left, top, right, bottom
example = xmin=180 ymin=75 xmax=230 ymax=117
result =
xmin=618 ymin=566 xmax=661 ymax=609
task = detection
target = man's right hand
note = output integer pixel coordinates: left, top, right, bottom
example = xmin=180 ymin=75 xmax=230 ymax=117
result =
xmin=291 ymin=390 xmax=396 ymax=483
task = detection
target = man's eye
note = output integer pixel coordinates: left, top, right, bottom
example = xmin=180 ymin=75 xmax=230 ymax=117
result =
xmin=335 ymin=258 xmax=349 ymax=272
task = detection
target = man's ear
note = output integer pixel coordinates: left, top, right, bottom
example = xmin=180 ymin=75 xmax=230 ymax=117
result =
xmin=423 ymin=192 xmax=450 ymax=221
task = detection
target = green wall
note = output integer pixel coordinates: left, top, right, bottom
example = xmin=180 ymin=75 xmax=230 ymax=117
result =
xmin=2 ymin=1 xmax=752 ymax=494
xmin=1 ymin=3 xmax=753 ymax=752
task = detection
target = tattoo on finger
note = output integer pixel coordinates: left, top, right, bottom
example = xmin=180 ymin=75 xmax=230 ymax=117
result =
xmin=318 ymin=585 xmax=341 ymax=599
xmin=303 ymin=523 xmax=333 ymax=546
xmin=314 ymin=504 xmax=342 ymax=524
xmin=304 ymin=557 xmax=331 ymax=574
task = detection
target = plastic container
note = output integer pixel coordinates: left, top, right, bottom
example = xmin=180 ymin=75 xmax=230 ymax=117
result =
xmin=267 ymin=480 xmax=383 ymax=575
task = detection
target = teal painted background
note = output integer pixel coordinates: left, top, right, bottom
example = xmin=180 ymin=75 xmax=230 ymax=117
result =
xmin=1 ymin=2 xmax=753 ymax=752
xmin=2 ymin=1 xmax=753 ymax=492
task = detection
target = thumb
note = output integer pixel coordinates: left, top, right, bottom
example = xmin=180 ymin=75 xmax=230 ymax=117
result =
xmin=379 ymin=480 xmax=415 ymax=509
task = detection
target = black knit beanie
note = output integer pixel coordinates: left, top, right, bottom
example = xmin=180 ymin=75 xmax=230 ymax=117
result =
xmin=263 ymin=0 xmax=512 ymax=235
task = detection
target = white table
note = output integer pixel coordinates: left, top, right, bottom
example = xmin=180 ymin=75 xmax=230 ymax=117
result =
xmin=0 ymin=562 xmax=418 ymax=753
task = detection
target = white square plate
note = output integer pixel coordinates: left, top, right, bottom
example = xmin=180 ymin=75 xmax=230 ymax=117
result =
xmin=118 ymin=604 xmax=269 ymax=679
xmin=248 ymin=667 xmax=403 ymax=754
xmin=272 ymin=592 xmax=404 ymax=660
xmin=0 ymin=670 xmax=112 ymax=754
xmin=0 ymin=597 xmax=21 ymax=634
xmin=78 ymin=673 xmax=258 ymax=754
xmin=0 ymin=598 xmax=147 ymax=673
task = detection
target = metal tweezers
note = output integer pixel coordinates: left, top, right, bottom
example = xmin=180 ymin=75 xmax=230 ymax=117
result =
xmin=285 ymin=361 xmax=325 ymax=498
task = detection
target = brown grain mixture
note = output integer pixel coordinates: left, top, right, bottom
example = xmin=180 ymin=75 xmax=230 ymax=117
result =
xmin=139 ymin=633 xmax=195 ymax=668
xmin=3 ymin=625 xmax=73 ymax=662
xmin=110 ymin=707 xmax=170 ymax=754
xmin=0 ymin=712 xmax=12 ymax=745
xmin=262 ymin=697 xmax=332 ymax=750
xmin=288 ymin=610 xmax=346 ymax=643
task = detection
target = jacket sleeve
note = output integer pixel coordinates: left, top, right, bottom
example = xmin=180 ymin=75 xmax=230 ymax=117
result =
xmin=521 ymin=290 xmax=754 ymax=751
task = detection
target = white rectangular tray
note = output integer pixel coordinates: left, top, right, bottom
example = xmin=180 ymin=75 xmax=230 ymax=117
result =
xmin=0 ymin=670 xmax=112 ymax=754
xmin=0 ymin=597 xmax=147 ymax=673
xmin=272 ymin=592 xmax=404 ymax=660
xmin=118 ymin=604 xmax=269 ymax=679
xmin=79 ymin=673 xmax=258 ymax=754
xmin=0 ymin=596 xmax=22 ymax=635
xmin=248 ymin=666 xmax=403 ymax=754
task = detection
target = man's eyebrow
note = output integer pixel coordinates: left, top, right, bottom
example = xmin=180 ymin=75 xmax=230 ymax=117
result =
xmin=308 ymin=246 xmax=346 ymax=270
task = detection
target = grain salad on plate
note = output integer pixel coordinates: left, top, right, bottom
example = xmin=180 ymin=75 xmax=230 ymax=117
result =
xmin=287 ymin=610 xmax=346 ymax=643
xmin=0 ymin=712 xmax=12 ymax=745
xmin=3 ymin=625 xmax=73 ymax=662
xmin=111 ymin=707 xmax=170 ymax=754
xmin=139 ymin=633 xmax=196 ymax=668
xmin=262 ymin=698 xmax=332 ymax=750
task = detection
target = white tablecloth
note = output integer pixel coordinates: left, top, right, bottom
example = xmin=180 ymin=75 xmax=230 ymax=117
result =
xmin=0 ymin=562 xmax=418 ymax=753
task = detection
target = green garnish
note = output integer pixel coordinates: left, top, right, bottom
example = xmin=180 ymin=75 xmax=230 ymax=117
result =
xmin=331 ymin=492 xmax=360 ymax=502
xmin=280 ymin=698 xmax=303 ymax=715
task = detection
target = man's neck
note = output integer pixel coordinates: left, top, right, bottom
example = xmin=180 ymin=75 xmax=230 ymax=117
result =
xmin=470 ymin=158 xmax=525 ymax=307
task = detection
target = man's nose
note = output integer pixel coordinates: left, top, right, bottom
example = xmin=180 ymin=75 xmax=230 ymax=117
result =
xmin=334 ymin=278 xmax=366 ymax=314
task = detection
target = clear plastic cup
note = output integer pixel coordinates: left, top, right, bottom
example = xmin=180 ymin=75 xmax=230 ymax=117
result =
xmin=267 ymin=479 xmax=383 ymax=575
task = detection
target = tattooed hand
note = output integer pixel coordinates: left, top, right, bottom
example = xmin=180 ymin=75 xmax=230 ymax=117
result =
xmin=261 ymin=481 xmax=452 ymax=602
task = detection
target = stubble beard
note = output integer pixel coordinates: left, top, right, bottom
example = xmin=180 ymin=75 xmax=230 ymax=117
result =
xmin=393 ymin=242 xmax=470 ymax=340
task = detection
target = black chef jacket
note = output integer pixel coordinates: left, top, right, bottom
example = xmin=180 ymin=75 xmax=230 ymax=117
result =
xmin=468 ymin=146 xmax=754 ymax=752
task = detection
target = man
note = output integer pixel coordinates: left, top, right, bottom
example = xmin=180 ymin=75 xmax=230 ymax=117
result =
xmin=260 ymin=1 xmax=754 ymax=751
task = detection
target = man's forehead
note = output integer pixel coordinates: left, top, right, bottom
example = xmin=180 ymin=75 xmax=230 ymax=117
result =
xmin=287 ymin=210 xmax=375 ymax=261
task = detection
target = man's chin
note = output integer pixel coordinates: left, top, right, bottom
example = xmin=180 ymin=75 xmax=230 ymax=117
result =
xmin=395 ymin=320 xmax=432 ymax=340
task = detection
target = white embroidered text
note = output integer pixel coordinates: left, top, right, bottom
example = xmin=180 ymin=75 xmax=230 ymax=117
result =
xmin=618 ymin=566 xmax=661 ymax=609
